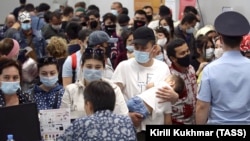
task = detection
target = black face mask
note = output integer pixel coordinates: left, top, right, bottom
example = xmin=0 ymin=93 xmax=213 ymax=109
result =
xmin=176 ymin=54 xmax=190 ymax=67
xmin=81 ymin=22 xmax=87 ymax=26
xmin=105 ymin=24 xmax=116 ymax=34
xmin=90 ymin=20 xmax=98 ymax=29
xmin=134 ymin=20 xmax=146 ymax=30
xmin=146 ymin=15 xmax=153 ymax=22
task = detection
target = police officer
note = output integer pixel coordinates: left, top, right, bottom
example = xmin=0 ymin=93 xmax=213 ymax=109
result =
xmin=196 ymin=11 xmax=250 ymax=124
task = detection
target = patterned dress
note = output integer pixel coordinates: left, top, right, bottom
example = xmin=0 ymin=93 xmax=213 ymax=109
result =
xmin=57 ymin=110 xmax=137 ymax=141
xmin=0 ymin=89 xmax=31 ymax=107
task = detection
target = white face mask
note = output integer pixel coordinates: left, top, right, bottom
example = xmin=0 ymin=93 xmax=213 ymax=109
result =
xmin=111 ymin=9 xmax=118 ymax=16
xmin=214 ymin=48 xmax=224 ymax=59
xmin=157 ymin=38 xmax=167 ymax=47
xmin=205 ymin=48 xmax=214 ymax=59
xmin=51 ymin=24 xmax=62 ymax=30
xmin=163 ymin=26 xmax=170 ymax=32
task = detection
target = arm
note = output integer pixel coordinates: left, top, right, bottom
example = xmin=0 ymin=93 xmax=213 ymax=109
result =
xmin=62 ymin=56 xmax=73 ymax=87
xmin=156 ymin=86 xmax=179 ymax=104
xmin=195 ymin=99 xmax=210 ymax=124
xmin=129 ymin=112 xmax=143 ymax=128
xmin=113 ymin=84 xmax=129 ymax=115
xmin=60 ymin=86 xmax=72 ymax=109
xmin=164 ymin=113 xmax=172 ymax=125
xmin=63 ymin=77 xmax=72 ymax=88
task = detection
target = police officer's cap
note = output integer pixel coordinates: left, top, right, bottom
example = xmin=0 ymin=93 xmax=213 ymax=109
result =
xmin=214 ymin=11 xmax=250 ymax=36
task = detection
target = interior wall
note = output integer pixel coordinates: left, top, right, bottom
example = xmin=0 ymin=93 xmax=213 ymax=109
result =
xmin=0 ymin=0 xmax=250 ymax=26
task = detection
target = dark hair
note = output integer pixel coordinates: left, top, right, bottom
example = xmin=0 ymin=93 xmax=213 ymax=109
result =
xmin=118 ymin=14 xmax=130 ymax=25
xmin=155 ymin=26 xmax=170 ymax=44
xmin=159 ymin=5 xmax=171 ymax=18
xmin=44 ymin=11 xmax=52 ymax=23
xmin=49 ymin=11 xmax=62 ymax=21
xmin=184 ymin=6 xmax=198 ymax=15
xmin=221 ymin=35 xmax=243 ymax=48
xmin=0 ymin=57 xmax=22 ymax=81
xmin=159 ymin=17 xmax=174 ymax=39
xmin=113 ymin=2 xmax=123 ymax=8
xmin=134 ymin=9 xmax=147 ymax=17
xmin=81 ymin=48 xmax=105 ymax=68
xmin=103 ymin=13 xmax=117 ymax=23
xmin=194 ymin=35 xmax=215 ymax=58
xmin=86 ymin=10 xmax=100 ymax=19
xmin=84 ymin=80 xmax=116 ymax=112
xmin=38 ymin=3 xmax=50 ymax=12
xmin=0 ymin=38 xmax=14 ymax=56
xmin=63 ymin=6 xmax=74 ymax=16
xmin=87 ymin=5 xmax=100 ymax=13
xmin=170 ymin=75 xmax=185 ymax=95
xmin=20 ymin=0 xmax=26 ymax=4
xmin=78 ymin=29 xmax=92 ymax=42
xmin=121 ymin=7 xmax=128 ymax=15
xmin=37 ymin=57 xmax=59 ymax=71
xmin=166 ymin=38 xmax=186 ymax=60
xmin=143 ymin=5 xmax=153 ymax=13
xmin=24 ymin=3 xmax=35 ymax=12
xmin=181 ymin=13 xmax=197 ymax=25
xmin=74 ymin=1 xmax=86 ymax=9
xmin=121 ymin=29 xmax=133 ymax=47
xmin=65 ymin=22 xmax=82 ymax=40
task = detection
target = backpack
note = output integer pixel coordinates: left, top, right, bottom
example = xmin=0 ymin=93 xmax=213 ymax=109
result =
xmin=71 ymin=53 xmax=77 ymax=83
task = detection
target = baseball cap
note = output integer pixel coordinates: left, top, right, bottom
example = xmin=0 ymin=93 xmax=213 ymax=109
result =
xmin=195 ymin=25 xmax=216 ymax=39
xmin=88 ymin=31 xmax=118 ymax=46
xmin=214 ymin=11 xmax=250 ymax=36
xmin=132 ymin=26 xmax=155 ymax=45
xmin=18 ymin=11 xmax=31 ymax=23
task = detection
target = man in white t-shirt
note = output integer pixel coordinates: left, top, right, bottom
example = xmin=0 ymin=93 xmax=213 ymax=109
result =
xmin=111 ymin=26 xmax=179 ymax=141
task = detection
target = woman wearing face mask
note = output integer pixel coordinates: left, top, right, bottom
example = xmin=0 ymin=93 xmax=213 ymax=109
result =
xmin=0 ymin=58 xmax=30 ymax=107
xmin=121 ymin=29 xmax=134 ymax=59
xmin=191 ymin=35 xmax=215 ymax=77
xmin=29 ymin=57 xmax=64 ymax=110
xmin=159 ymin=16 xmax=174 ymax=40
xmin=154 ymin=26 xmax=172 ymax=64
xmin=60 ymin=47 xmax=128 ymax=120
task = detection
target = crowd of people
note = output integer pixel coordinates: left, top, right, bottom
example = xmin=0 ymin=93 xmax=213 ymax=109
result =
xmin=0 ymin=0 xmax=250 ymax=140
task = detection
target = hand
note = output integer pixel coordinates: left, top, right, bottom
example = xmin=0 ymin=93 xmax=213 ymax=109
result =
xmin=129 ymin=112 xmax=143 ymax=127
xmin=156 ymin=86 xmax=179 ymax=103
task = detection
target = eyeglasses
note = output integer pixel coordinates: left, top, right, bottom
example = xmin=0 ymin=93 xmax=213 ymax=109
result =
xmin=84 ymin=47 xmax=105 ymax=56
xmin=38 ymin=57 xmax=58 ymax=64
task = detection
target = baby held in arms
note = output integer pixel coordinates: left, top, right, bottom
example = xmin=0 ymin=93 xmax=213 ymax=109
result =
xmin=127 ymin=74 xmax=185 ymax=124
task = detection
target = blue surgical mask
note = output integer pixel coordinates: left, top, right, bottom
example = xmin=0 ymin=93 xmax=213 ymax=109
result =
xmin=21 ymin=23 xmax=31 ymax=30
xmin=134 ymin=50 xmax=150 ymax=63
xmin=111 ymin=9 xmax=118 ymax=16
xmin=163 ymin=26 xmax=170 ymax=32
xmin=83 ymin=69 xmax=102 ymax=82
xmin=126 ymin=45 xmax=134 ymax=52
xmin=1 ymin=81 xmax=20 ymax=95
xmin=155 ymin=53 xmax=164 ymax=61
xmin=40 ymin=75 xmax=58 ymax=87
xmin=186 ymin=27 xmax=194 ymax=34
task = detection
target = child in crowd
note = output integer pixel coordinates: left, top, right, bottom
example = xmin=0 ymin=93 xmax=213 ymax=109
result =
xmin=127 ymin=74 xmax=185 ymax=125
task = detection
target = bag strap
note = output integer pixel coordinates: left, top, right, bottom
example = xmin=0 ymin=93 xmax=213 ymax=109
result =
xmin=71 ymin=53 xmax=77 ymax=83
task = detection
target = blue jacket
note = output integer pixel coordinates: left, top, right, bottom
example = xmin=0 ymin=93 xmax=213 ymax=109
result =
xmin=12 ymin=28 xmax=47 ymax=60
